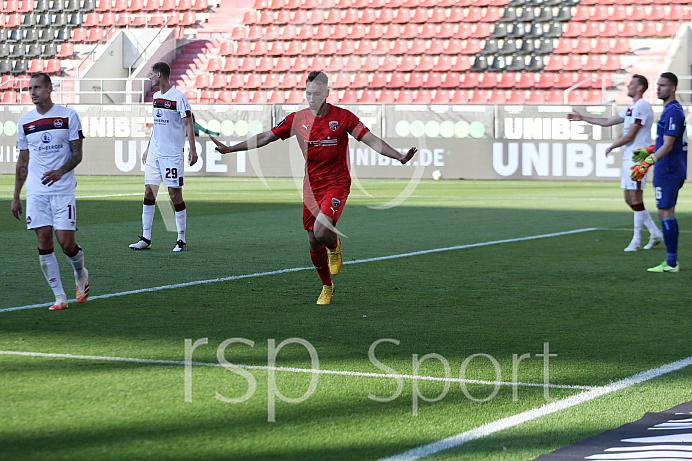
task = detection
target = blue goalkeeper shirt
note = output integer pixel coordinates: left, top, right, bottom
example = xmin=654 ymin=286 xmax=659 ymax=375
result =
xmin=654 ymin=100 xmax=688 ymax=181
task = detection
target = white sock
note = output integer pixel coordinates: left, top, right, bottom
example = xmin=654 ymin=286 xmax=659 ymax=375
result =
xmin=142 ymin=204 xmax=155 ymax=240
xmin=175 ymin=208 xmax=186 ymax=242
xmin=39 ymin=252 xmax=65 ymax=299
xmin=632 ymin=210 xmax=644 ymax=244
xmin=640 ymin=207 xmax=661 ymax=237
xmin=66 ymin=247 xmax=85 ymax=278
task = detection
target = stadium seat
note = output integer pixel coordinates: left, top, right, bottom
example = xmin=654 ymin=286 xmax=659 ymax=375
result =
xmin=424 ymin=88 xmax=449 ymax=105
xmin=216 ymin=90 xmax=233 ymax=103
xmin=28 ymin=59 xmax=45 ymax=73
xmin=451 ymin=56 xmax=471 ymax=72
xmin=222 ymin=57 xmax=239 ymax=72
xmin=56 ymin=42 xmax=74 ymax=58
xmin=480 ymin=72 xmax=498 ymax=89
xmin=425 ymin=72 xmax=442 ymax=88
xmin=407 ymin=72 xmax=424 ymax=88
xmin=280 ymin=73 xmax=301 ymax=89
xmin=450 ymin=89 xmax=469 ymax=105
xmin=44 ymin=59 xmax=61 ymax=74
xmin=380 ymin=56 xmax=397 ymax=72
xmin=469 ymin=90 xmax=488 ymax=104
xmin=525 ymin=89 xmax=546 ymax=104
xmin=251 ymin=91 xmax=268 ymax=104
xmin=210 ymin=73 xmax=227 ymax=89
xmin=506 ymin=90 xmax=526 ymax=105
xmin=2 ymin=91 xmax=18 ymax=104
xmin=268 ymin=90 xmax=286 ymax=104
xmin=262 ymin=74 xmax=281 ymax=89
xmin=566 ymin=89 xmax=585 ymax=105
xmin=341 ymin=90 xmax=358 ymax=104
xmin=325 ymin=56 xmax=344 ymax=72
xmin=377 ymin=90 xmax=395 ymax=104
xmin=331 ymin=73 xmax=350 ymax=89
xmin=498 ymin=72 xmax=517 ymax=88
xmin=256 ymin=56 xmax=273 ymax=72
xmin=546 ymin=89 xmax=564 ymax=104
xmin=227 ymin=73 xmax=245 ymax=89
xmin=515 ymin=72 xmax=535 ymax=89
xmin=413 ymin=89 xmax=431 ymax=104
xmin=239 ymin=57 xmax=257 ymax=72
xmin=370 ymin=72 xmax=387 ymax=90
xmin=362 ymin=56 xmax=379 ymax=72
xmin=388 ymin=72 xmax=406 ymax=88
xmin=360 ymin=90 xmax=376 ymax=104
xmin=194 ymin=74 xmax=211 ymax=89
xmin=460 ymin=72 xmax=479 ymax=89
xmin=487 ymin=89 xmax=507 ymax=105
xmin=555 ymin=72 xmax=576 ymax=88
xmin=234 ymin=90 xmax=251 ymax=104
xmin=198 ymin=90 xmax=216 ymax=104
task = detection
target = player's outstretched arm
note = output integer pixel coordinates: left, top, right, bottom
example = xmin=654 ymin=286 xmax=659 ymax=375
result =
xmin=359 ymin=132 xmax=417 ymax=164
xmin=209 ymin=131 xmax=279 ymax=154
xmin=567 ymin=111 xmax=623 ymax=127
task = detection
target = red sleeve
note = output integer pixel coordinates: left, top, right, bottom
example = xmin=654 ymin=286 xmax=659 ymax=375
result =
xmin=271 ymin=112 xmax=295 ymax=140
xmin=346 ymin=110 xmax=369 ymax=141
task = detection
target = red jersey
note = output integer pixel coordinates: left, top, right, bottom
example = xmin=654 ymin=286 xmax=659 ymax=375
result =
xmin=271 ymin=104 xmax=369 ymax=191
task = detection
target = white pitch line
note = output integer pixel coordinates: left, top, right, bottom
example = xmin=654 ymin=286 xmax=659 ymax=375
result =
xmin=379 ymin=355 xmax=692 ymax=461
xmin=0 ymin=350 xmax=594 ymax=391
xmin=0 ymin=228 xmax=598 ymax=313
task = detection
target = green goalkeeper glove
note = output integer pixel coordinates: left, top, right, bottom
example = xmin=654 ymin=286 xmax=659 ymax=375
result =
xmin=630 ymin=155 xmax=655 ymax=181
xmin=632 ymin=145 xmax=655 ymax=163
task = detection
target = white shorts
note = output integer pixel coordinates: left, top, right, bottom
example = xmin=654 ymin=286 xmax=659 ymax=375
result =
xmin=145 ymin=155 xmax=185 ymax=188
xmin=621 ymin=156 xmax=647 ymax=190
xmin=25 ymin=194 xmax=77 ymax=231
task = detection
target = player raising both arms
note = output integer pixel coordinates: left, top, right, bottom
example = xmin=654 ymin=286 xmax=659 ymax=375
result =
xmin=210 ymin=71 xmax=417 ymax=305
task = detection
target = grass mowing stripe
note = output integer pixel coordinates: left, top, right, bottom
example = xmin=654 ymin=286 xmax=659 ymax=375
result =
xmin=0 ymin=350 xmax=595 ymax=390
xmin=378 ymin=355 xmax=692 ymax=461
xmin=0 ymin=228 xmax=598 ymax=314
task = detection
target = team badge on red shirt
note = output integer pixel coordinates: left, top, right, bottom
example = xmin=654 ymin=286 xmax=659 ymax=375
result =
xmin=329 ymin=121 xmax=339 ymax=131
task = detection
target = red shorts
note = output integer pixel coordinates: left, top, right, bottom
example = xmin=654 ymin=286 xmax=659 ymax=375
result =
xmin=303 ymin=185 xmax=350 ymax=231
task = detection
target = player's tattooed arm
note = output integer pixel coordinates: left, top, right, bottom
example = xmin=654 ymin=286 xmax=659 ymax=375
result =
xmin=60 ymin=138 xmax=84 ymax=174
xmin=12 ymin=150 xmax=29 ymax=219
xmin=41 ymin=139 xmax=83 ymax=186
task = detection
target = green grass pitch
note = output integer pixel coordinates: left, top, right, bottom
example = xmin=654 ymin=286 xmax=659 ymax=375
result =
xmin=1 ymin=175 xmax=691 ymax=460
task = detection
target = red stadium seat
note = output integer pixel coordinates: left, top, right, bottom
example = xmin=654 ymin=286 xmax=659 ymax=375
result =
xmin=546 ymin=89 xmax=564 ymax=104
xmin=506 ymin=90 xmax=526 ymax=105
xmin=469 ymin=90 xmax=488 ymax=104
xmin=251 ymin=91 xmax=269 ymax=104
xmin=380 ymin=56 xmax=397 ymax=72
xmin=194 ymin=74 xmax=211 ymax=89
xmin=222 ymin=57 xmax=239 ymax=72
xmin=341 ymin=90 xmax=358 ymax=104
xmin=378 ymin=90 xmax=395 ymax=104
xmin=360 ymin=90 xmax=376 ymax=104
xmin=396 ymin=90 xmax=414 ymax=104
xmin=441 ymin=72 xmax=461 ymax=88
xmin=262 ymin=74 xmax=281 ymax=89
xmin=525 ymin=90 xmax=546 ymax=105
xmin=227 ymin=74 xmax=245 ymax=89
xmin=487 ymin=89 xmax=508 ymax=105
xmin=555 ymin=72 xmax=576 ymax=88
xmin=1 ymin=91 xmax=18 ymax=104
xmin=450 ymin=90 xmax=469 ymax=105
xmin=234 ymin=90 xmax=251 ymax=104
xmin=460 ymin=72 xmax=479 ymax=89
xmin=56 ymin=42 xmax=75 ymax=58
xmin=432 ymin=90 xmax=451 ymax=104
xmin=407 ymin=72 xmax=424 ymax=88
xmin=451 ymin=56 xmax=471 ymax=72
xmin=516 ymin=72 xmax=535 ymax=89
xmin=480 ymin=72 xmax=499 ymax=89
xmin=498 ymin=72 xmax=517 ymax=88
xmin=210 ymin=74 xmax=227 ymax=89
xmin=199 ymin=90 xmax=214 ymax=103
xmin=414 ymin=89 xmax=432 ymax=104
xmin=268 ymin=90 xmax=286 ymax=104
xmin=28 ymin=59 xmax=45 ymax=73
xmin=217 ymin=90 xmax=233 ymax=103
xmin=389 ymin=72 xmax=406 ymax=88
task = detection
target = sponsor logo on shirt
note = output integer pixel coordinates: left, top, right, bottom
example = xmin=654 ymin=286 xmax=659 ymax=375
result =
xmin=41 ymin=133 xmax=52 ymax=143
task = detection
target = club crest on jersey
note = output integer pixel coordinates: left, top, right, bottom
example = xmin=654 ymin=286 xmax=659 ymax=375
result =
xmin=41 ymin=133 xmax=52 ymax=143
xmin=331 ymin=198 xmax=341 ymax=208
xmin=53 ymin=119 xmax=63 ymax=128
xmin=626 ymin=108 xmax=633 ymax=116
xmin=329 ymin=121 xmax=339 ymax=131
xmin=164 ymin=101 xmax=172 ymax=109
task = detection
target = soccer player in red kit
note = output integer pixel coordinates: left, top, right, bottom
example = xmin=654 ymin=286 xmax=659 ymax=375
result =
xmin=210 ymin=71 xmax=417 ymax=304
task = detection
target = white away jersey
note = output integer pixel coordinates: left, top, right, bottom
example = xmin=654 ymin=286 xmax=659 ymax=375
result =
xmin=150 ymin=87 xmax=192 ymax=159
xmin=618 ymin=98 xmax=653 ymax=157
xmin=17 ymin=104 xmax=84 ymax=196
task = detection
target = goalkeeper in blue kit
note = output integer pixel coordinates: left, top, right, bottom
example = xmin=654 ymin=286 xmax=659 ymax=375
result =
xmin=630 ymin=72 xmax=688 ymax=272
